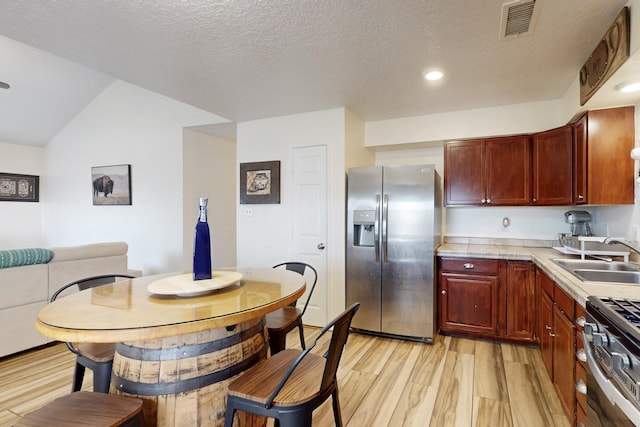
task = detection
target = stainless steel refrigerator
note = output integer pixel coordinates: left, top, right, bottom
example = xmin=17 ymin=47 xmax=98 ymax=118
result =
xmin=346 ymin=164 xmax=441 ymax=342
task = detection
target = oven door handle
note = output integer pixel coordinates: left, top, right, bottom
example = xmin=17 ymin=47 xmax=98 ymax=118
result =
xmin=584 ymin=335 xmax=640 ymax=426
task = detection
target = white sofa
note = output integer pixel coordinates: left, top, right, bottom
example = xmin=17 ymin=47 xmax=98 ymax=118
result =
xmin=0 ymin=242 xmax=132 ymax=358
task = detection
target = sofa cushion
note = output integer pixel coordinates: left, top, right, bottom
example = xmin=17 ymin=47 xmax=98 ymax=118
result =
xmin=50 ymin=242 xmax=128 ymax=262
xmin=0 ymin=248 xmax=53 ymax=269
xmin=0 ymin=263 xmax=49 ymax=309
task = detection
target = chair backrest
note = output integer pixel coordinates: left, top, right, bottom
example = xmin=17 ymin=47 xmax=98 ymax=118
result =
xmin=50 ymin=274 xmax=136 ymax=355
xmin=265 ymin=302 xmax=360 ymax=407
xmin=50 ymin=274 xmax=136 ymax=302
xmin=318 ymin=302 xmax=359 ymax=393
xmin=272 ymin=262 xmax=318 ymax=316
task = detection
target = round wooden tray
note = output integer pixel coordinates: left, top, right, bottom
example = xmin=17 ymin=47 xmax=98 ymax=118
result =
xmin=147 ymin=271 xmax=243 ymax=297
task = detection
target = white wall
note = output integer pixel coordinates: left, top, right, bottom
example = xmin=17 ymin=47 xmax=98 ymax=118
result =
xmin=0 ymin=141 xmax=45 ymax=248
xmin=182 ymin=128 xmax=237 ymax=271
xmin=365 ymin=100 xmax=564 ymax=147
xmin=236 ymin=108 xmax=348 ymax=318
xmin=42 ymin=80 xmax=224 ymax=274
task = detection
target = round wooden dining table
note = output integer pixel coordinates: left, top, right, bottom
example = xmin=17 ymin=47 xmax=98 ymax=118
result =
xmin=36 ymin=267 xmax=306 ymax=427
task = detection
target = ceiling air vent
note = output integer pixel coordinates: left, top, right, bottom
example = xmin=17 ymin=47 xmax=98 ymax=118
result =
xmin=500 ymin=0 xmax=540 ymax=40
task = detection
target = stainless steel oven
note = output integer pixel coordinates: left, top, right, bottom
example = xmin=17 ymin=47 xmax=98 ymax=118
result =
xmin=584 ymin=297 xmax=640 ymax=426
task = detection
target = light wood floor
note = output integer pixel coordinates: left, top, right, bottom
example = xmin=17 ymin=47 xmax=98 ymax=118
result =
xmin=0 ymin=329 xmax=570 ymax=427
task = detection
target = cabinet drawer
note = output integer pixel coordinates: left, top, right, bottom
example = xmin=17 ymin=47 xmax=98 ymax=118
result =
xmin=440 ymin=258 xmax=499 ymax=274
xmin=554 ymin=285 xmax=575 ymax=319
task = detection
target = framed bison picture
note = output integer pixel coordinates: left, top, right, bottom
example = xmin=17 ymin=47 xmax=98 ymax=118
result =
xmin=91 ymin=164 xmax=132 ymax=206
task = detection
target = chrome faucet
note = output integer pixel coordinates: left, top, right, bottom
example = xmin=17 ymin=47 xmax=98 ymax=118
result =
xmin=604 ymin=237 xmax=640 ymax=256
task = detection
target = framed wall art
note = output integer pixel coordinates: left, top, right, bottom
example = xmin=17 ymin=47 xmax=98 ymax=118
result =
xmin=0 ymin=173 xmax=39 ymax=202
xmin=240 ymin=160 xmax=280 ymax=204
xmin=91 ymin=164 xmax=132 ymax=206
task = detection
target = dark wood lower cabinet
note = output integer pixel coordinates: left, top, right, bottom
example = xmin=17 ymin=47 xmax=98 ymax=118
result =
xmin=439 ymin=273 xmax=499 ymax=337
xmin=539 ymin=288 xmax=554 ymax=377
xmin=504 ymin=261 xmax=536 ymax=341
xmin=438 ymin=257 xmax=535 ymax=342
xmin=553 ymin=303 xmax=576 ymax=421
xmin=536 ymin=267 xmax=580 ymax=426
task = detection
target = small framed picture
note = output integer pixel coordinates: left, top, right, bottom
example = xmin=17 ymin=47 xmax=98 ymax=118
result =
xmin=240 ymin=161 xmax=280 ymax=204
xmin=0 ymin=173 xmax=39 ymax=202
xmin=91 ymin=164 xmax=132 ymax=206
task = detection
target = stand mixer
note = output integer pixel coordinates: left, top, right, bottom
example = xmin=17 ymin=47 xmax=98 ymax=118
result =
xmin=564 ymin=210 xmax=592 ymax=236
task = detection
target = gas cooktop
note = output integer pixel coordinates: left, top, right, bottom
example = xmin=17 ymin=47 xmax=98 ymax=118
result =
xmin=588 ymin=296 xmax=640 ymax=352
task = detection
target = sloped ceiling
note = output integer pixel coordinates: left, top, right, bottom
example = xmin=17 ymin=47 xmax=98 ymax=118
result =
xmin=0 ymin=0 xmax=637 ymax=146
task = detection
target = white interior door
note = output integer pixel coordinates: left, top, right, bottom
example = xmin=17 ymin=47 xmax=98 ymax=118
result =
xmin=292 ymin=145 xmax=327 ymax=327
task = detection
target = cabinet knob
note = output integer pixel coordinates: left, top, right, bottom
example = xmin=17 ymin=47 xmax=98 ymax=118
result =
xmin=575 ymin=379 xmax=587 ymax=395
xmin=463 ymin=263 xmax=474 ymax=269
xmin=481 ymin=198 xmax=486 ymax=204
xmin=486 ymin=199 xmax=491 ymax=204
xmin=576 ymin=348 xmax=587 ymax=363
xmin=441 ymin=290 xmax=446 ymax=295
xmin=578 ymin=195 xmax=584 ymax=200
xmin=576 ymin=316 xmax=586 ymax=327
xmin=532 ymin=198 xmax=537 ymax=204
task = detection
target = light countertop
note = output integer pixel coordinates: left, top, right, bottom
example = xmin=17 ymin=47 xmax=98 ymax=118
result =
xmin=437 ymin=243 xmax=640 ymax=308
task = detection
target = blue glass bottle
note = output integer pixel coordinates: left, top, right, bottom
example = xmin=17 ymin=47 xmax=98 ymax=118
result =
xmin=193 ymin=197 xmax=212 ymax=280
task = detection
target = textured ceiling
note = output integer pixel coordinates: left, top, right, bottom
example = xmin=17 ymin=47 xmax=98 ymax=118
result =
xmin=0 ymin=0 xmax=637 ymax=146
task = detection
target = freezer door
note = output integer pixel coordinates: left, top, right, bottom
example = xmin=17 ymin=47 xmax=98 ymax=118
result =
xmin=346 ymin=166 xmax=382 ymax=332
xmin=381 ymin=165 xmax=437 ymax=339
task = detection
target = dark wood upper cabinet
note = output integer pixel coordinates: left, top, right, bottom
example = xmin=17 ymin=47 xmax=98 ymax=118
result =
xmin=486 ymin=136 xmax=531 ymax=205
xmin=444 ymin=106 xmax=635 ymax=207
xmin=577 ymin=106 xmax=635 ymax=205
xmin=572 ymin=116 xmax=587 ymax=204
xmin=531 ymin=125 xmax=573 ymax=206
xmin=445 ymin=136 xmax=530 ymax=206
xmin=444 ymin=139 xmax=485 ymax=206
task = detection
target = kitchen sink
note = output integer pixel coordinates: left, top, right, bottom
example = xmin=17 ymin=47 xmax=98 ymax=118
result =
xmin=572 ymin=270 xmax=640 ymax=284
xmin=552 ymin=258 xmax=640 ymax=285
xmin=553 ymin=259 xmax=640 ymax=272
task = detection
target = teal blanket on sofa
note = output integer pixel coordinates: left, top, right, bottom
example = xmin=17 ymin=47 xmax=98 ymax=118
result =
xmin=0 ymin=248 xmax=53 ymax=269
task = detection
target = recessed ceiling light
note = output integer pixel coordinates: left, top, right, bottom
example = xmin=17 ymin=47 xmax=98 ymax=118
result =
xmin=0 ymin=81 xmax=9 ymax=89
xmin=424 ymin=70 xmax=444 ymax=81
xmin=615 ymin=79 xmax=640 ymax=93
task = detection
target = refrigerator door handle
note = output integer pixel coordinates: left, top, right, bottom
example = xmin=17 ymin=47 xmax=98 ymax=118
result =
xmin=382 ymin=194 xmax=389 ymax=263
xmin=375 ymin=194 xmax=381 ymax=263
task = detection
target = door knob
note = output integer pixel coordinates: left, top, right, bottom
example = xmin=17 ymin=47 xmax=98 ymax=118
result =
xmin=317 ymin=243 xmax=325 ymax=250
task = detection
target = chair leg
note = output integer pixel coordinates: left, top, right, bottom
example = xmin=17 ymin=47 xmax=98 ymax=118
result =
xmin=332 ymin=388 xmax=343 ymax=427
xmin=297 ymin=321 xmax=306 ymax=350
xmin=92 ymin=361 xmax=113 ymax=393
xmin=71 ymin=362 xmax=86 ymax=392
xmin=269 ymin=331 xmax=287 ymax=355
xmin=223 ymin=399 xmax=237 ymax=427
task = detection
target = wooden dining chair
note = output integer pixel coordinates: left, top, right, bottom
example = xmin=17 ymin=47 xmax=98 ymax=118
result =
xmin=267 ymin=262 xmax=318 ymax=355
xmin=223 ymin=302 xmax=360 ymax=427
xmin=50 ymin=274 xmax=135 ymax=393
xmin=14 ymin=391 xmax=144 ymax=427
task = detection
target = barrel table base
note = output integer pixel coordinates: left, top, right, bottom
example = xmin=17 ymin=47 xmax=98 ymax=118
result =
xmin=111 ymin=317 xmax=268 ymax=427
